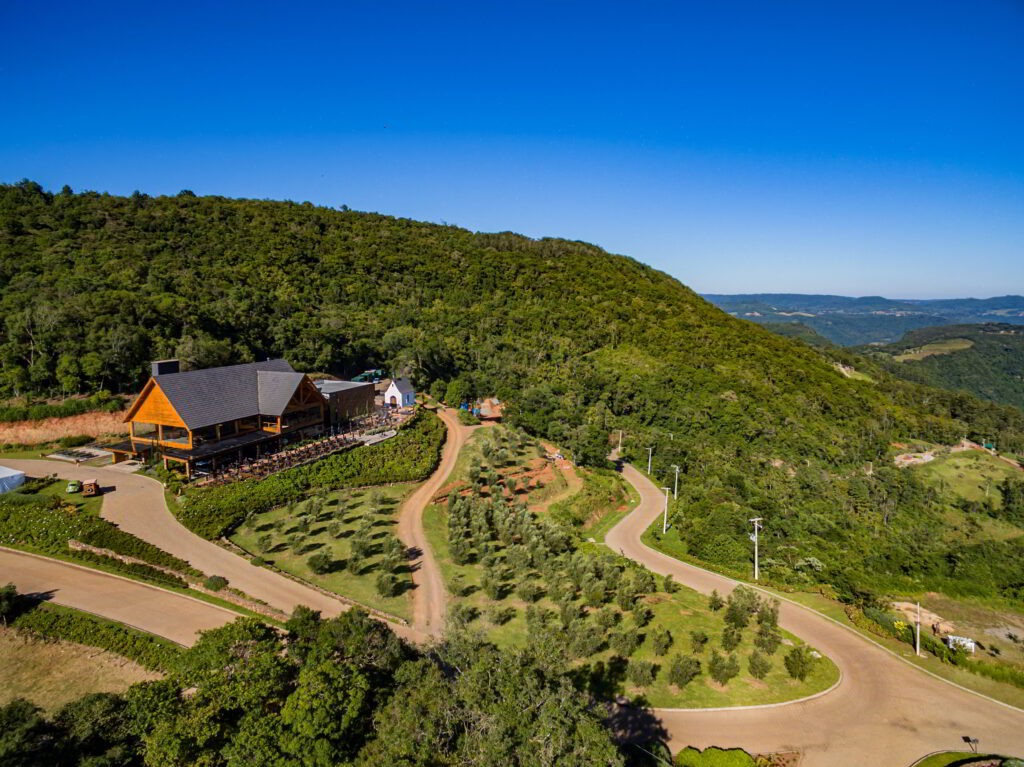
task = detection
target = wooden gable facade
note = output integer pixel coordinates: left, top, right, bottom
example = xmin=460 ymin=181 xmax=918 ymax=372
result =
xmin=110 ymin=360 xmax=327 ymax=476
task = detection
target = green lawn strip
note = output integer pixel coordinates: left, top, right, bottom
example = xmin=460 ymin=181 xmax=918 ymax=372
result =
xmin=423 ymin=503 xmax=838 ymax=708
xmin=910 ymin=753 xmax=1008 ymax=767
xmin=639 ymin=521 xmax=1024 ymax=709
xmin=229 ymin=484 xmax=414 ymax=621
xmin=0 ymin=542 xmax=274 ymax=623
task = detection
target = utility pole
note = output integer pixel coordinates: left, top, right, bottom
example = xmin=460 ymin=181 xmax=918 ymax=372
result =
xmin=662 ymin=487 xmax=671 ymax=534
xmin=915 ymin=601 xmax=921 ymax=657
xmin=749 ymin=518 xmax=763 ymax=581
xmin=671 ymin=464 xmax=680 ymax=500
xmin=646 ymin=446 xmax=653 ymax=474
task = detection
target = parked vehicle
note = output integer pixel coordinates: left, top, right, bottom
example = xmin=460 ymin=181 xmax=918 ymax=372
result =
xmin=65 ymin=480 xmax=82 ymax=493
xmin=82 ymin=479 xmax=101 ymax=497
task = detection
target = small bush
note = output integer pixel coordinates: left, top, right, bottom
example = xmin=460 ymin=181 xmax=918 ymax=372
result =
xmin=651 ymin=626 xmax=673 ymax=656
xmin=709 ymin=589 xmax=724 ymax=611
xmin=748 ymin=650 xmax=772 ymax=680
xmin=57 ymin=435 xmax=94 ymax=448
xmin=203 ymin=575 xmax=228 ymax=592
xmin=673 ymin=746 xmax=755 ymax=767
xmin=307 ymin=552 xmax=333 ymax=575
xmin=626 ymin=660 xmax=655 ymax=687
xmin=784 ymin=646 xmax=815 ymax=681
xmin=486 ymin=605 xmax=515 ymax=625
xmin=632 ymin=605 xmax=653 ymax=628
xmin=667 ymin=654 xmax=700 ymax=688
xmin=708 ymin=650 xmax=740 ymax=686
xmin=689 ymin=630 xmax=709 ymax=654
xmin=721 ymin=626 xmax=743 ymax=652
xmin=610 ymin=631 xmax=640 ymax=657
xmin=515 ymin=580 xmax=542 ymax=603
xmin=375 ymin=572 xmax=399 ymax=597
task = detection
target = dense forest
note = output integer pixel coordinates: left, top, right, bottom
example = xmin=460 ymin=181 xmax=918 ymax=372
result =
xmin=853 ymin=324 xmax=1024 ymax=411
xmin=3 ymin=180 xmax=1024 ymax=603
xmin=0 ymin=599 xmax=627 ymax=766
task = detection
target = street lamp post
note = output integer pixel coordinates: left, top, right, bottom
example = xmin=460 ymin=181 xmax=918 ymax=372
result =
xmin=749 ymin=517 xmax=763 ymax=581
xmin=662 ymin=487 xmax=671 ymax=534
xmin=671 ymin=464 xmax=680 ymax=500
xmin=646 ymin=446 xmax=653 ymax=474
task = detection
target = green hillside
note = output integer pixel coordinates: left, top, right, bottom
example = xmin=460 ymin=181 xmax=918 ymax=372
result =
xmin=854 ymin=324 xmax=1024 ymax=411
xmin=3 ymin=181 xmax=1024 ymax=604
xmin=760 ymin=321 xmax=834 ymax=347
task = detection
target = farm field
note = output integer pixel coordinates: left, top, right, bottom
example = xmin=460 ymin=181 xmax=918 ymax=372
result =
xmin=913 ymin=450 xmax=1021 ymax=507
xmin=0 ymin=627 xmax=160 ymax=712
xmin=893 ymin=337 xmax=974 ymax=362
xmin=423 ymin=500 xmax=838 ymax=708
xmin=229 ymin=483 xmax=416 ymax=620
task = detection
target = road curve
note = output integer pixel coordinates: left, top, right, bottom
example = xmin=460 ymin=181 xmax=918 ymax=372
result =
xmin=0 ymin=547 xmax=235 ymax=646
xmin=0 ymin=458 xmax=423 ymax=642
xmin=395 ymin=407 xmax=473 ymax=637
xmin=606 ymin=462 xmax=1024 ymax=766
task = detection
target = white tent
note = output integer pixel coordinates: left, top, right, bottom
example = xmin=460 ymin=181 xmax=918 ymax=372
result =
xmin=0 ymin=466 xmax=25 ymax=494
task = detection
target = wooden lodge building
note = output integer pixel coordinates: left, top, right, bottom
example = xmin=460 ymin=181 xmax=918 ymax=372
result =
xmin=109 ymin=359 xmax=328 ymax=477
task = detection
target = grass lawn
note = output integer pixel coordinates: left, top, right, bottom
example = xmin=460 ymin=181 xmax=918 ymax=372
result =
xmin=913 ymin=451 xmax=1020 ymax=509
xmin=0 ymin=626 xmax=161 ymax=713
xmin=424 ymin=503 xmax=838 ymax=708
xmin=34 ymin=478 xmax=104 ymax=517
xmin=910 ymin=753 xmax=1008 ymax=767
xmin=230 ymin=484 xmax=415 ymax=620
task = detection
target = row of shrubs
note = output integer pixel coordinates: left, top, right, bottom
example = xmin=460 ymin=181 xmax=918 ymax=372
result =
xmin=0 ymin=392 xmax=124 ymax=423
xmin=177 ymin=410 xmax=446 ymax=539
xmin=9 ymin=601 xmax=183 ymax=672
xmin=0 ymin=493 xmax=199 ymax=577
xmin=68 ymin=550 xmax=189 ymax=589
xmin=854 ymin=605 xmax=1024 ymax=690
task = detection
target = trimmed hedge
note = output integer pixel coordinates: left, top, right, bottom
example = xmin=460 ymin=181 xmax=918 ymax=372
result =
xmin=0 ymin=392 xmax=123 ymax=423
xmin=177 ymin=410 xmax=446 ymax=539
xmin=0 ymin=494 xmax=199 ymax=576
xmin=11 ymin=602 xmax=183 ymax=671
xmin=69 ymin=550 xmax=189 ymax=589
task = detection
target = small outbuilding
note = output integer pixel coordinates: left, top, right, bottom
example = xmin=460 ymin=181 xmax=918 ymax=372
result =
xmin=383 ymin=378 xmax=416 ymax=408
xmin=0 ymin=466 xmax=26 ymax=493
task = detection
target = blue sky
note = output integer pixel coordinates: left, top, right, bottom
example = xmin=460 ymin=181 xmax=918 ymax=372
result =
xmin=2 ymin=1 xmax=1021 ymax=298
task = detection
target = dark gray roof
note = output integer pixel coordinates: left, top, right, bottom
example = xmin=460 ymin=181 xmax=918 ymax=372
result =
xmin=390 ymin=377 xmax=415 ymax=395
xmin=314 ymin=380 xmax=374 ymax=395
xmin=153 ymin=359 xmax=308 ymax=429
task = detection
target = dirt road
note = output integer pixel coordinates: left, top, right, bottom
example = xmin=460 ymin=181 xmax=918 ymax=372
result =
xmin=0 ymin=547 xmax=234 ymax=646
xmin=395 ymin=407 xmax=471 ymax=636
xmin=606 ymin=462 xmax=1024 ymax=765
xmin=0 ymin=458 xmax=422 ymax=642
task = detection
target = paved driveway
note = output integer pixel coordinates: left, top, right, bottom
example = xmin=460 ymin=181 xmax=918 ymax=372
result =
xmin=606 ymin=462 xmax=1024 ymax=766
xmin=0 ymin=548 xmax=234 ymax=646
xmin=0 ymin=458 xmax=421 ymax=642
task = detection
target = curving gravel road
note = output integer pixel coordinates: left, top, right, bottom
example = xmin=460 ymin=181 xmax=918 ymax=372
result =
xmin=0 ymin=547 xmax=235 ymax=646
xmin=395 ymin=407 xmax=474 ymax=637
xmin=606 ymin=462 xmax=1024 ymax=766
xmin=0 ymin=458 xmax=422 ymax=642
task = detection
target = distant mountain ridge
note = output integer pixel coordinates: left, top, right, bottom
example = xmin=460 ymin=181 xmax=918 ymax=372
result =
xmin=703 ymin=293 xmax=1024 ymax=346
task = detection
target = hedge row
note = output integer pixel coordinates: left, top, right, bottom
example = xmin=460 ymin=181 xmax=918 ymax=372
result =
xmin=177 ymin=410 xmax=446 ymax=539
xmin=0 ymin=392 xmax=124 ymax=423
xmin=11 ymin=602 xmax=183 ymax=671
xmin=69 ymin=550 xmax=189 ymax=589
xmin=0 ymin=494 xmax=199 ymax=576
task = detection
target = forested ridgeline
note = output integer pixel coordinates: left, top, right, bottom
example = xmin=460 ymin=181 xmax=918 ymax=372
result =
xmin=3 ymin=181 xmax=1024 ymax=603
